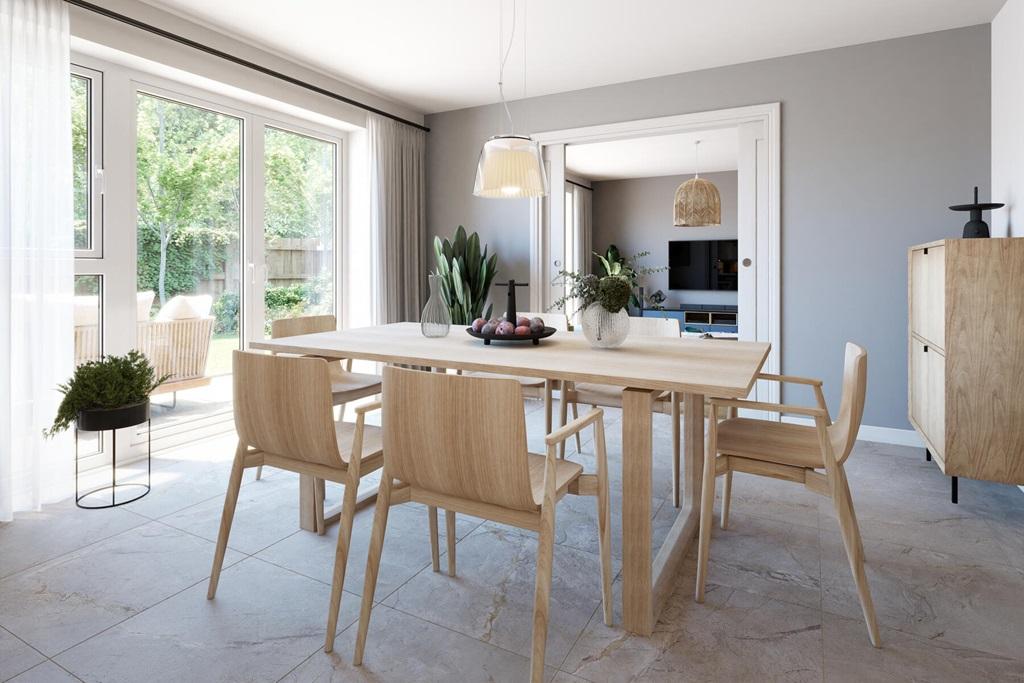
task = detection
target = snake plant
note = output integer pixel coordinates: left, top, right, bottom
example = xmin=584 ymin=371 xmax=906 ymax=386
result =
xmin=433 ymin=225 xmax=498 ymax=325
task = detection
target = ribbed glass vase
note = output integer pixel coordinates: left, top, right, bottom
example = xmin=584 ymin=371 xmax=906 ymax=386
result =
xmin=420 ymin=274 xmax=451 ymax=338
xmin=581 ymin=302 xmax=629 ymax=348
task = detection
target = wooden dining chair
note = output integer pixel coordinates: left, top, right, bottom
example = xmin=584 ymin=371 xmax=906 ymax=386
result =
xmin=208 ymin=351 xmax=384 ymax=651
xmin=463 ymin=311 xmax=570 ymax=435
xmin=351 ymin=367 xmax=613 ymax=682
xmin=255 ymin=314 xmax=381 ymax=483
xmin=695 ymin=342 xmax=880 ymax=647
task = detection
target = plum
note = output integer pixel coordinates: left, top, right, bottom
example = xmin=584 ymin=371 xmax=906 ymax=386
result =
xmin=531 ymin=316 xmax=544 ymax=328
xmin=529 ymin=321 xmax=544 ymax=333
xmin=515 ymin=325 xmax=531 ymax=336
xmin=496 ymin=321 xmax=515 ymax=336
xmin=516 ymin=316 xmax=530 ymax=328
xmin=481 ymin=322 xmax=497 ymax=335
xmin=471 ymin=317 xmax=487 ymax=332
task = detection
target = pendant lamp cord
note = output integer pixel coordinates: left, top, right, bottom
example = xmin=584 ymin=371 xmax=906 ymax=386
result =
xmin=498 ymin=0 xmax=517 ymax=135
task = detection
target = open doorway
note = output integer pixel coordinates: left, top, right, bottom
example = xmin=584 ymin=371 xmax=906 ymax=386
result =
xmin=530 ymin=104 xmax=780 ymax=404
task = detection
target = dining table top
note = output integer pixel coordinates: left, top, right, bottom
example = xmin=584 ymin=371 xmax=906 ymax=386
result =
xmin=250 ymin=322 xmax=770 ymax=398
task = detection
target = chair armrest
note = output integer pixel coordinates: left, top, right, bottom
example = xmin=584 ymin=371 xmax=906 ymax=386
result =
xmin=709 ymin=397 xmax=827 ymax=419
xmin=545 ymin=408 xmax=603 ymax=446
xmin=756 ymin=373 xmax=822 ymax=387
xmin=354 ymin=400 xmax=382 ymax=415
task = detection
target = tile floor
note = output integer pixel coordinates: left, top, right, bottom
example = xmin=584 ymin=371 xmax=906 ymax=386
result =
xmin=1 ymin=400 xmax=1023 ymax=682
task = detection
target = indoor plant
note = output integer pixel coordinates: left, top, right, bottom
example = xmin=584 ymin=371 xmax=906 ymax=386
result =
xmin=432 ymin=225 xmax=498 ymax=325
xmin=46 ymin=350 xmax=169 ymax=437
xmin=552 ymin=271 xmax=633 ymax=348
xmin=596 ymin=244 xmax=667 ymax=312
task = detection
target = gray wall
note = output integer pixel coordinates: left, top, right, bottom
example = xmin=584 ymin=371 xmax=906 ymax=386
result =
xmin=592 ymin=171 xmax=738 ymax=308
xmin=426 ymin=25 xmax=990 ymax=429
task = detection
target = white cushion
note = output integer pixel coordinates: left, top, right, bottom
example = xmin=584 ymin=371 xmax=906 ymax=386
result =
xmin=137 ymin=291 xmax=155 ymax=321
xmin=156 ymin=294 xmax=213 ymax=321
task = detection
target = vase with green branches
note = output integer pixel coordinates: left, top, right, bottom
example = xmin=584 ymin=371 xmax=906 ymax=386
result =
xmin=551 ymin=270 xmax=634 ymax=348
xmin=432 ymin=225 xmax=499 ymax=325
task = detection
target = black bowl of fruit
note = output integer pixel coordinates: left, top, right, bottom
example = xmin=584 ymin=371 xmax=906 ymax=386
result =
xmin=466 ymin=316 xmax=556 ymax=346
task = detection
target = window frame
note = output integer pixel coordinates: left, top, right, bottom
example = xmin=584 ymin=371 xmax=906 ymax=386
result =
xmin=71 ymin=63 xmax=104 ymax=259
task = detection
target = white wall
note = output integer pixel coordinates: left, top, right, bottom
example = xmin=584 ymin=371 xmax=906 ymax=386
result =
xmin=993 ymin=0 xmax=1024 ymax=237
xmin=591 ymin=172 xmax=738 ymax=308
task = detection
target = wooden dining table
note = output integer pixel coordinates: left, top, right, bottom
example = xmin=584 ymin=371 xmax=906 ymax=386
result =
xmin=251 ymin=322 xmax=769 ymax=636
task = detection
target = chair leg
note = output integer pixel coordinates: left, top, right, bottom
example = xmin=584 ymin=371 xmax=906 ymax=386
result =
xmin=721 ymin=470 xmax=733 ymax=530
xmin=445 ymin=510 xmax=457 ymax=576
xmin=255 ymin=465 xmax=263 ymax=480
xmin=544 ymin=379 xmax=554 ymax=436
xmin=324 ymin=469 xmax=361 ymax=653
xmin=558 ymin=384 xmax=569 ymax=459
xmin=428 ymin=505 xmax=440 ymax=572
xmin=594 ymin=419 xmax=613 ymax=626
xmin=671 ymin=392 xmax=681 ymax=508
xmin=831 ymin=467 xmax=880 ymax=648
xmin=695 ymin=419 xmax=718 ymax=603
xmin=314 ymin=477 xmax=327 ymax=536
xmin=530 ymin=500 xmax=556 ymax=683
xmin=353 ymin=474 xmax=394 ymax=666
xmin=570 ymin=400 xmax=581 ymax=454
xmin=207 ymin=444 xmax=245 ymax=600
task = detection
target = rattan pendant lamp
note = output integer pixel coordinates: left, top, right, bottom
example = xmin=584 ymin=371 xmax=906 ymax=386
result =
xmin=673 ymin=140 xmax=721 ymax=226
xmin=473 ymin=0 xmax=548 ymax=199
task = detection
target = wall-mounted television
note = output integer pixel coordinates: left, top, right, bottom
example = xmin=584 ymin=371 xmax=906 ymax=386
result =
xmin=668 ymin=240 xmax=739 ymax=291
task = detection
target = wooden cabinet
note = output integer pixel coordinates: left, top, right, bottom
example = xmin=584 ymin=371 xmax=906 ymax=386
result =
xmin=908 ymin=238 xmax=1024 ymax=485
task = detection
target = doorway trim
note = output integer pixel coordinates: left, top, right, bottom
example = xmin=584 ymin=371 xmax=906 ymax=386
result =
xmin=528 ymin=102 xmax=781 ymax=402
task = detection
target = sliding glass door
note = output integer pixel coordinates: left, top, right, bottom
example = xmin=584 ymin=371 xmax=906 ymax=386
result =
xmin=259 ymin=126 xmax=337 ymax=337
xmin=135 ymin=92 xmax=243 ymax=432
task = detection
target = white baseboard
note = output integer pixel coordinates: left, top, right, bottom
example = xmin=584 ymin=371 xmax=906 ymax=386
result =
xmin=780 ymin=416 xmax=924 ymax=448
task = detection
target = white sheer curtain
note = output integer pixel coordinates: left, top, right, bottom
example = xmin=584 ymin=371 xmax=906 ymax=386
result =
xmin=367 ymin=114 xmax=427 ymax=324
xmin=0 ymin=0 xmax=74 ymax=521
xmin=574 ymin=184 xmax=593 ymax=275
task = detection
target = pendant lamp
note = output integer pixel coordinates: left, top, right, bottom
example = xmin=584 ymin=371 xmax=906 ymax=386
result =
xmin=673 ymin=140 xmax=721 ymax=226
xmin=473 ymin=0 xmax=547 ymax=199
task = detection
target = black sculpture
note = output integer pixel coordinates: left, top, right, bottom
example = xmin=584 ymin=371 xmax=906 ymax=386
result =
xmin=949 ymin=186 xmax=1004 ymax=239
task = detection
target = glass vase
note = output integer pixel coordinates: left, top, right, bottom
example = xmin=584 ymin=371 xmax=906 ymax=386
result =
xmin=421 ymin=274 xmax=451 ymax=338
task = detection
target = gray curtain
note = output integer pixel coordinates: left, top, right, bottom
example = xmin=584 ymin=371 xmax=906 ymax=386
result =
xmin=575 ymin=184 xmax=593 ymax=275
xmin=368 ymin=114 xmax=426 ymax=324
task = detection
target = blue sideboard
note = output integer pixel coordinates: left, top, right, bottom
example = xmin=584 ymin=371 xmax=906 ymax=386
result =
xmin=641 ymin=305 xmax=738 ymax=335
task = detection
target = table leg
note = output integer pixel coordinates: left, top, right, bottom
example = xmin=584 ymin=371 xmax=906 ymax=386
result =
xmin=299 ymin=473 xmax=318 ymax=532
xmin=621 ymin=387 xmax=655 ymax=635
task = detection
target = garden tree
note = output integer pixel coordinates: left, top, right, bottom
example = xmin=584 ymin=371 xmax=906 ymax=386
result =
xmin=71 ymin=75 xmax=89 ymax=249
xmin=263 ymin=127 xmax=334 ymax=240
xmin=136 ymin=95 xmax=241 ymax=306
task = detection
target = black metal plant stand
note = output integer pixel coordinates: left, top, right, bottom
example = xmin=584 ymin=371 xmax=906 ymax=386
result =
xmin=75 ymin=401 xmax=152 ymax=509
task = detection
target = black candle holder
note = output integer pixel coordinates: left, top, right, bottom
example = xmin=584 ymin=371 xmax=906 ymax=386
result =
xmin=949 ymin=186 xmax=1004 ymax=239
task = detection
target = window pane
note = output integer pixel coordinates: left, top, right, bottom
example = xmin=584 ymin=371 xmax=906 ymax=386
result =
xmin=263 ymin=126 xmax=335 ymax=336
xmin=73 ymin=275 xmax=102 ymax=455
xmin=136 ymin=93 xmax=241 ymax=428
xmin=71 ymin=74 xmax=90 ymax=250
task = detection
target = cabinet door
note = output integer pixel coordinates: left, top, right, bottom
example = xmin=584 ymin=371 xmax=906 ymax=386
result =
xmin=927 ymin=347 xmax=945 ymax=458
xmin=910 ymin=337 xmax=928 ymax=432
xmin=910 ymin=245 xmax=946 ymax=349
xmin=925 ymin=246 xmax=946 ymax=349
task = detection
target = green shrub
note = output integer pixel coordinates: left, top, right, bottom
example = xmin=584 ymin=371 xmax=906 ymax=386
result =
xmin=212 ymin=292 xmax=239 ymax=334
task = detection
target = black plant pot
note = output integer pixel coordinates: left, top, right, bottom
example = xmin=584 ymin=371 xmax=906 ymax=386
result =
xmin=76 ymin=400 xmax=150 ymax=432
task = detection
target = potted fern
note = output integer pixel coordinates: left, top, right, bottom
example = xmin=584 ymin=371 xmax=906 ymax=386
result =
xmin=46 ymin=350 xmax=169 ymax=437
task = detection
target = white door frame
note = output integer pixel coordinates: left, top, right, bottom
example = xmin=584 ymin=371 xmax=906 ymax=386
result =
xmin=528 ymin=103 xmax=781 ymax=404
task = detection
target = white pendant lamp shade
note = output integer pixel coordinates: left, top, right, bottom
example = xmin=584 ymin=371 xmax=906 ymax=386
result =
xmin=473 ymin=135 xmax=548 ymax=198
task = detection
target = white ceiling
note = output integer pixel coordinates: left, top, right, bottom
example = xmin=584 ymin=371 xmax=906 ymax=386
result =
xmin=566 ymin=128 xmax=738 ymax=182
xmin=141 ymin=0 xmax=1006 ymax=114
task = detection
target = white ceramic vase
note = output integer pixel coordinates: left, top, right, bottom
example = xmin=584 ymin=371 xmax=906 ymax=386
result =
xmin=581 ymin=302 xmax=629 ymax=348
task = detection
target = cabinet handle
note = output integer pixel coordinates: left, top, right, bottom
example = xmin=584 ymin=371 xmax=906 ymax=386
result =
xmin=924 ymin=247 xmax=928 ymax=255
xmin=924 ymin=345 xmax=929 ymax=353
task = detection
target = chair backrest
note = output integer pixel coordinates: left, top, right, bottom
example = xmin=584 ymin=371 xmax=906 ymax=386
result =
xmin=514 ymin=311 xmax=568 ymax=331
xmin=628 ymin=315 xmax=680 ymax=337
xmin=381 ymin=366 xmax=538 ymax=511
xmin=830 ymin=343 xmax=868 ymax=464
xmin=232 ymin=351 xmax=344 ymax=469
xmin=270 ymin=314 xmax=336 ymax=339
